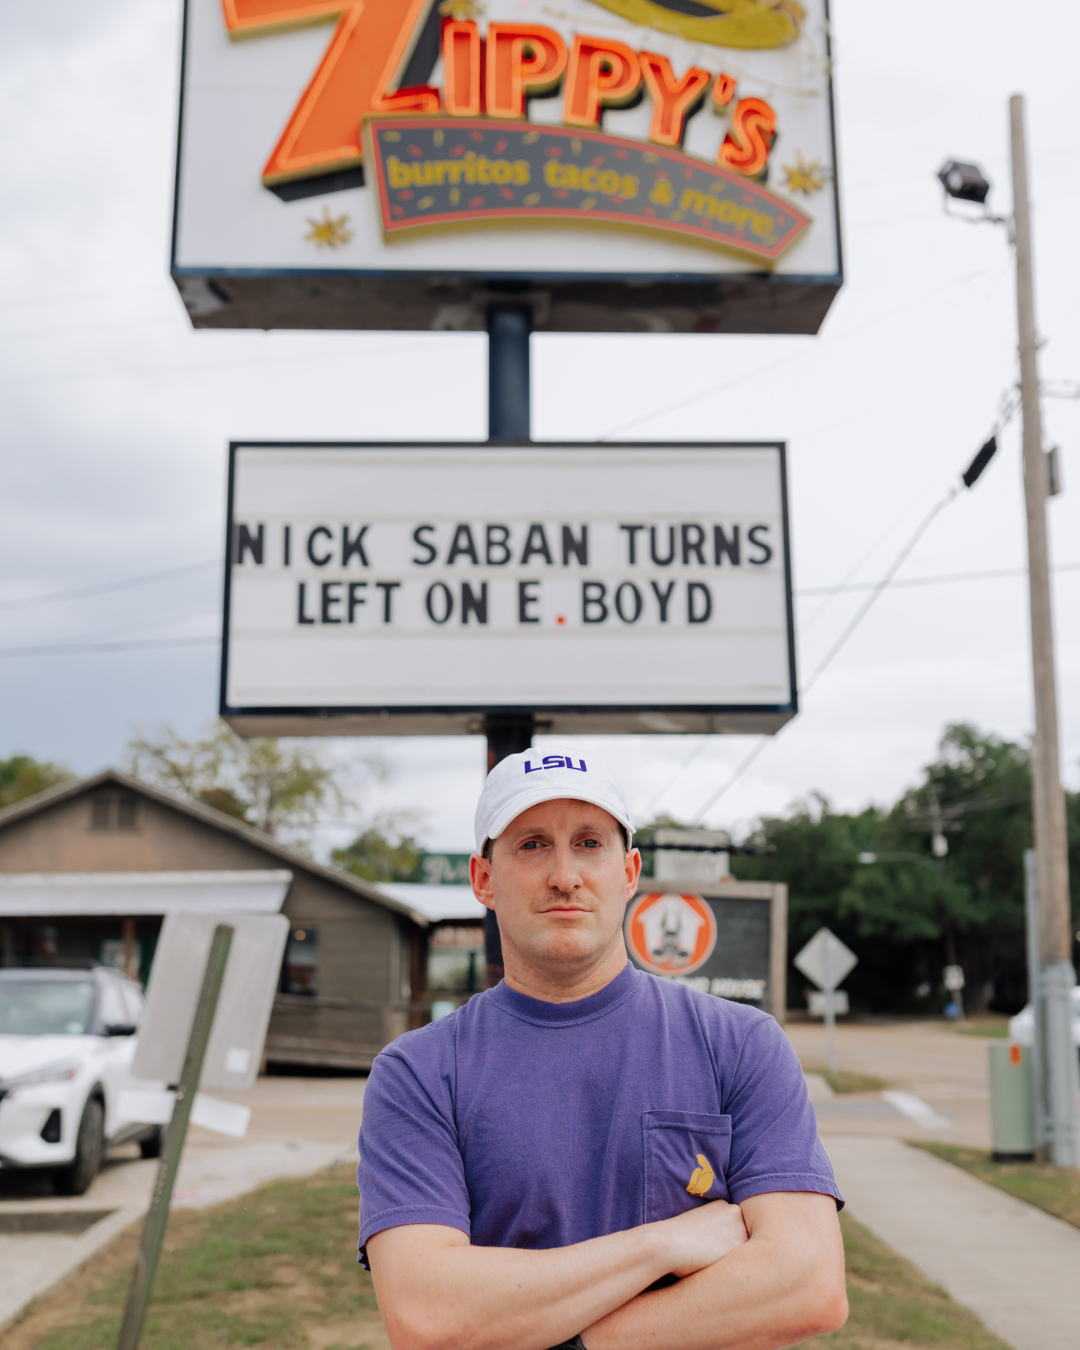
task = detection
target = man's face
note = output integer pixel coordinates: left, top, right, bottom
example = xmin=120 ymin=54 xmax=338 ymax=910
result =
xmin=470 ymin=798 xmax=641 ymax=976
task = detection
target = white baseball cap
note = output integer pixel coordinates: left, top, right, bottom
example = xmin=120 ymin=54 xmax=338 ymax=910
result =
xmin=474 ymin=747 xmax=635 ymax=853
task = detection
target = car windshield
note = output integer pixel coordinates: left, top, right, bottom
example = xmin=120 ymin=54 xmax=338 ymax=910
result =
xmin=0 ymin=980 xmax=95 ymax=1035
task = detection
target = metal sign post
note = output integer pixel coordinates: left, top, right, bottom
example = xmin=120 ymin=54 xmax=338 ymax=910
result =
xmin=794 ymin=927 xmax=858 ymax=1077
xmin=117 ymin=924 xmax=234 ymax=1350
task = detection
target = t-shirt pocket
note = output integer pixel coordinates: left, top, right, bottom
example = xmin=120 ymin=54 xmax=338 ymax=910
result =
xmin=642 ymin=1110 xmax=733 ymax=1223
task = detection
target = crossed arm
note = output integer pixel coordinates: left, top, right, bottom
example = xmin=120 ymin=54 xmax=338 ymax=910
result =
xmin=366 ymin=1191 xmax=847 ymax=1350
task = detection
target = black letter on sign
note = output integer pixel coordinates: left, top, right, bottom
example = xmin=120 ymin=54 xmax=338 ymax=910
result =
xmin=321 ymin=581 xmax=342 ymax=624
xmin=561 ymin=524 xmax=588 ymax=566
xmin=307 ymin=526 xmax=333 ymax=566
xmin=681 ymin=524 xmax=706 ymax=565
xmin=462 ymin=582 xmax=489 ymax=625
xmin=283 ymin=524 xmax=291 ymax=567
xmin=650 ymin=580 xmax=676 ymax=623
xmin=748 ymin=525 xmax=773 ymax=565
xmin=236 ymin=523 xmax=264 ymax=565
xmin=342 ymin=525 xmax=369 ymax=567
xmin=582 ymin=581 xmax=608 ymax=624
xmin=615 ymin=582 xmax=643 ymax=623
xmin=619 ymin=524 xmax=644 ymax=564
xmin=518 ymin=580 xmax=540 ymax=624
xmin=486 ymin=524 xmax=511 ymax=565
xmin=375 ymin=581 xmax=400 ymax=623
xmin=520 ymin=524 xmax=554 ymax=566
xmin=687 ymin=582 xmax=712 ymax=624
xmin=297 ymin=582 xmax=316 ymax=625
xmin=426 ymin=582 xmax=454 ymax=624
xmin=348 ymin=582 xmax=367 ymax=622
xmin=714 ymin=525 xmax=740 ymax=566
xmin=650 ymin=525 xmax=675 ymax=566
xmin=412 ymin=525 xmax=437 ymax=565
xmin=447 ymin=524 xmax=480 ymax=566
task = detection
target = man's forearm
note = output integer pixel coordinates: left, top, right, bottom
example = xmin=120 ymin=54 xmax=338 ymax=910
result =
xmin=367 ymin=1198 xmax=750 ymax=1350
xmin=582 ymin=1194 xmax=847 ymax=1350
xmin=369 ymin=1222 xmax=675 ymax=1350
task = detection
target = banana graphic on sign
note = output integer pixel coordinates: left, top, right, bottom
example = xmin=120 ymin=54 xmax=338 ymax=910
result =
xmin=686 ymin=1153 xmax=716 ymax=1196
xmin=586 ymin=0 xmax=804 ymax=50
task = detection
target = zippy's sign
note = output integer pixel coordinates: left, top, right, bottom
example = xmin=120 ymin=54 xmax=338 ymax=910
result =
xmin=221 ymin=443 xmax=796 ymax=736
xmin=173 ymin=0 xmax=840 ymax=333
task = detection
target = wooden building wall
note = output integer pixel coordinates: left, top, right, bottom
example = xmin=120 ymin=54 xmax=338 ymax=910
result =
xmin=0 ymin=780 xmax=425 ymax=1070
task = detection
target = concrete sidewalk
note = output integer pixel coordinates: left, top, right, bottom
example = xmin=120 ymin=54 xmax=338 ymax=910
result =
xmin=827 ymin=1135 xmax=1080 ymax=1350
xmin=0 ymin=1076 xmax=364 ymax=1333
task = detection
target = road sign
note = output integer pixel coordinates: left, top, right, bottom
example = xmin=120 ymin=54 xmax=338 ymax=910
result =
xmin=794 ymin=927 xmax=857 ymax=992
xmin=943 ymin=964 xmax=966 ymax=991
xmin=794 ymin=926 xmax=856 ymax=1075
xmin=133 ymin=911 xmax=289 ymax=1091
xmin=221 ymin=441 xmax=796 ymax=737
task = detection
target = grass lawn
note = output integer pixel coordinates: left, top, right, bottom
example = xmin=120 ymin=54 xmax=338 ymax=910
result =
xmin=913 ymin=1141 xmax=1080 ymax=1230
xmin=6 ymin=1166 xmax=1009 ymax=1350
xmin=807 ymin=1068 xmax=888 ymax=1094
xmin=956 ymin=1018 xmax=1010 ymax=1039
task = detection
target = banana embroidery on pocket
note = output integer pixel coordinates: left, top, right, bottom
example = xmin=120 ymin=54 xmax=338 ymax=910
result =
xmin=686 ymin=1153 xmax=716 ymax=1196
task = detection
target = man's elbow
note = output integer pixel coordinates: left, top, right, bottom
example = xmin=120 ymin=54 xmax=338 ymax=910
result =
xmin=384 ymin=1306 xmax=471 ymax=1350
xmin=799 ymin=1277 xmax=848 ymax=1339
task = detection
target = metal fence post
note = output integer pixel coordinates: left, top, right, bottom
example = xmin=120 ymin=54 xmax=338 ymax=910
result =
xmin=117 ymin=924 xmax=234 ymax=1350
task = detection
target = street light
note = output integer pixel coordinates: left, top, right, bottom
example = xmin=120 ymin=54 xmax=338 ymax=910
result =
xmin=937 ymin=159 xmax=991 ymax=204
xmin=939 ymin=97 xmax=1079 ymax=1167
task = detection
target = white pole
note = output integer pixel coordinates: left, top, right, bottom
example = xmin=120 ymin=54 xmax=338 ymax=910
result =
xmin=823 ymin=936 xmax=838 ymax=1078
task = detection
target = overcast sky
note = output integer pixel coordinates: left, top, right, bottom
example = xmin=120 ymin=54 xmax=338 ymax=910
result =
xmin=2 ymin=0 xmax=1079 ymax=854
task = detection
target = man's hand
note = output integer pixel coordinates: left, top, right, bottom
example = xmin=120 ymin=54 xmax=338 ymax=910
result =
xmin=583 ymin=1192 xmax=847 ymax=1350
xmin=666 ymin=1199 xmax=749 ymax=1278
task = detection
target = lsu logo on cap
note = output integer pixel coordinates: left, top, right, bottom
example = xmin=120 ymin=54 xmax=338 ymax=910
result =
xmin=524 ymin=756 xmax=587 ymax=774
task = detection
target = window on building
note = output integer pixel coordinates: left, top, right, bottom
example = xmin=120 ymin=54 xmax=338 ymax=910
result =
xmin=90 ymin=791 xmax=139 ymax=831
xmin=281 ymin=927 xmax=318 ymax=996
xmin=427 ymin=924 xmax=485 ymax=996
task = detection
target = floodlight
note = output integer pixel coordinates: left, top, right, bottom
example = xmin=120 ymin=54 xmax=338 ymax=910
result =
xmin=937 ymin=160 xmax=991 ymax=204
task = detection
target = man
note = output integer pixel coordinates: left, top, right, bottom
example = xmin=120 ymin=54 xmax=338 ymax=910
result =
xmin=359 ymin=749 xmax=847 ymax=1350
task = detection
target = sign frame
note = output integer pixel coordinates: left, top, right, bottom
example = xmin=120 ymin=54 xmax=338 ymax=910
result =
xmin=219 ymin=440 xmax=798 ymax=737
xmin=170 ymin=0 xmax=843 ymax=335
xmin=625 ymin=880 xmax=788 ymax=1022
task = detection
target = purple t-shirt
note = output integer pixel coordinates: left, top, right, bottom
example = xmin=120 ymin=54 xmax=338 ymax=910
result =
xmin=357 ymin=962 xmax=840 ymax=1266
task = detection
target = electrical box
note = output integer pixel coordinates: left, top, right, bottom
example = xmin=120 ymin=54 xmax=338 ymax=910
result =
xmin=988 ymin=1042 xmax=1036 ymax=1160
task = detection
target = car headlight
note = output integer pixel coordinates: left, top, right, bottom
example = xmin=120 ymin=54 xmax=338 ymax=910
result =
xmin=0 ymin=1062 xmax=80 ymax=1095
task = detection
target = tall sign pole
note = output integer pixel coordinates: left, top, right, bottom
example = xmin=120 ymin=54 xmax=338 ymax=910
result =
xmin=1009 ymin=94 xmax=1079 ymax=1167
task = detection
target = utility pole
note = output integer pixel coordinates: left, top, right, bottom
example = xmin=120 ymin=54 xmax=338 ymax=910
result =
xmin=1009 ymin=94 xmax=1079 ymax=1167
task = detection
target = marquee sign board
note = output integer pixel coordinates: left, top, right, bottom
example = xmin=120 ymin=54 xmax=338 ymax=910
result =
xmin=221 ymin=442 xmax=796 ymax=736
xmin=624 ymin=880 xmax=787 ymax=1018
xmin=173 ymin=0 xmax=841 ymax=333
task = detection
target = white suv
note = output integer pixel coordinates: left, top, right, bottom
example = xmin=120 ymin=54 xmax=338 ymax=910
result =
xmin=0 ymin=966 xmax=163 ymax=1195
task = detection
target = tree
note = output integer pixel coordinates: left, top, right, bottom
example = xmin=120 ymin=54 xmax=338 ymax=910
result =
xmin=128 ymin=721 xmax=345 ymax=840
xmin=0 ymin=755 xmax=73 ymax=810
xmin=733 ymin=723 xmax=1077 ymax=1014
xmin=332 ymin=828 xmax=422 ymax=883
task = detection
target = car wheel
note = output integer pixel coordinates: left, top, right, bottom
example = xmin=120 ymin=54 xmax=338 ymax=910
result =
xmin=54 ymin=1097 xmax=105 ymax=1196
xmin=139 ymin=1127 xmax=163 ymax=1159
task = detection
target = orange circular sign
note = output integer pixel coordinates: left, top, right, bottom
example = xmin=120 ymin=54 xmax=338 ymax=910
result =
xmin=624 ymin=892 xmax=717 ymax=976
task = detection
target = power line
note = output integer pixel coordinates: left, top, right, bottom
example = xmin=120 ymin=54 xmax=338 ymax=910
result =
xmin=0 ymin=559 xmax=221 ymax=612
xmin=797 ymin=559 xmax=1080 ymax=597
xmin=686 ymin=487 xmax=965 ymax=826
xmin=0 ymin=635 xmax=219 ymax=660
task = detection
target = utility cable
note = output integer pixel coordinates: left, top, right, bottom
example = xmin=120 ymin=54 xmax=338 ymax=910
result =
xmin=0 ymin=559 xmax=221 ymax=612
xmin=687 ymin=485 xmax=965 ymax=826
xmin=0 ymin=635 xmax=219 ymax=659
